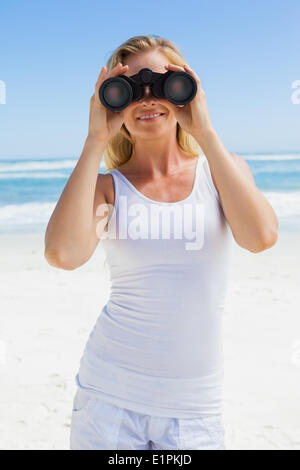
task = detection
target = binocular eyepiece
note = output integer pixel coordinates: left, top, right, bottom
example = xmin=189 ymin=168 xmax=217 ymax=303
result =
xmin=99 ymin=67 xmax=197 ymax=112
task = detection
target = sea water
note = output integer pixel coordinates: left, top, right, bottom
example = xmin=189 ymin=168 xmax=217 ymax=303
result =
xmin=0 ymin=153 xmax=299 ymax=234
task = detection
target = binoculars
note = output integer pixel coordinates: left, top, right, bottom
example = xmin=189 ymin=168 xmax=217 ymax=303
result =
xmin=99 ymin=67 xmax=197 ymax=112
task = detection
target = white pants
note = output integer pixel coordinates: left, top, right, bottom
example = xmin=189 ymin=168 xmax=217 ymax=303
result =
xmin=70 ymin=387 xmax=226 ymax=450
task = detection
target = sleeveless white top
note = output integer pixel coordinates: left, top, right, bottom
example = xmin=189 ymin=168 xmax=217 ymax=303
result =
xmin=75 ymin=154 xmax=234 ymax=418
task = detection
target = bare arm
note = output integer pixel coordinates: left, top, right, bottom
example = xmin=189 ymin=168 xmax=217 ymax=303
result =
xmin=167 ymin=63 xmax=278 ymax=253
xmin=44 ymin=62 xmax=130 ymax=269
xmin=44 ymin=137 xmax=108 ymax=269
xmin=196 ymin=129 xmax=279 ymax=253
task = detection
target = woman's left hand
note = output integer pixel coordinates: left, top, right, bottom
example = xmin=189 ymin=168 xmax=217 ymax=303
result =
xmin=164 ymin=63 xmax=214 ymax=140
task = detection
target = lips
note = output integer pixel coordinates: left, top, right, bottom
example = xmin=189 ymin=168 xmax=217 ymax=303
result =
xmin=137 ymin=113 xmax=165 ymax=120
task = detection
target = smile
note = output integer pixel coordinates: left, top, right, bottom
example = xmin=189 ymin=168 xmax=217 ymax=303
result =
xmin=137 ymin=113 xmax=165 ymax=122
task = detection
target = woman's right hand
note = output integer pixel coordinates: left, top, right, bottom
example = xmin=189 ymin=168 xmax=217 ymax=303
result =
xmin=88 ymin=63 xmax=129 ymax=143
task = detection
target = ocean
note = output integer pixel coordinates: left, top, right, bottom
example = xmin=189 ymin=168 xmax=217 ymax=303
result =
xmin=0 ymin=153 xmax=299 ymax=234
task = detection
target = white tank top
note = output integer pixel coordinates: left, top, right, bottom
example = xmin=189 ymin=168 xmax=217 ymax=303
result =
xmin=75 ymin=154 xmax=234 ymax=418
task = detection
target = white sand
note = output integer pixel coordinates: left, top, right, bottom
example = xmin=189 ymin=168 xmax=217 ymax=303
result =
xmin=0 ymin=230 xmax=299 ymax=449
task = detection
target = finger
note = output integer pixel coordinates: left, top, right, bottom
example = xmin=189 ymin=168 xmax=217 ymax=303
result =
xmin=165 ymin=63 xmax=201 ymax=88
xmin=90 ymin=92 xmax=101 ymax=110
xmin=95 ymin=66 xmax=107 ymax=91
xmin=164 ymin=64 xmax=184 ymax=71
xmin=95 ymin=63 xmax=125 ymax=86
xmin=183 ymin=64 xmax=201 ymax=87
xmin=95 ymin=63 xmax=129 ymax=107
xmin=109 ymin=62 xmax=129 ymax=78
xmin=95 ymin=63 xmax=129 ymax=92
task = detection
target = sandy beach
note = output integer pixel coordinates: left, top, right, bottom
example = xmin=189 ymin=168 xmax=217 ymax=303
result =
xmin=0 ymin=230 xmax=300 ymax=450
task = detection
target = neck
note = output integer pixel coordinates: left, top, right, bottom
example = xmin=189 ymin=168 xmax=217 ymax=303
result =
xmin=129 ymin=133 xmax=192 ymax=177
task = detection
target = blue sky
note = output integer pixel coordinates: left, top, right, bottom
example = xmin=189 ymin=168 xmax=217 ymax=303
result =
xmin=0 ymin=0 xmax=299 ymax=158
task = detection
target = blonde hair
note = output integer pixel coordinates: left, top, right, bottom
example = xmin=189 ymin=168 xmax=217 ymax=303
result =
xmin=102 ymin=35 xmax=202 ymax=171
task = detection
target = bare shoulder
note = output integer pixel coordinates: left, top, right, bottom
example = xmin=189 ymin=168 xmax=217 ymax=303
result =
xmin=210 ymin=153 xmax=255 ymax=189
xmin=230 ymin=153 xmax=256 ymax=184
xmin=95 ymin=172 xmax=116 ymax=207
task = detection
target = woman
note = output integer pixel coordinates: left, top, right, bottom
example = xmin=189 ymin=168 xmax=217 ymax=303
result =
xmin=44 ymin=35 xmax=279 ymax=450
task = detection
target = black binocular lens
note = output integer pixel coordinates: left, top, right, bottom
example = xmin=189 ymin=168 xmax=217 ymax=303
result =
xmin=103 ymin=81 xmax=132 ymax=108
xmin=99 ymin=67 xmax=197 ymax=112
xmin=166 ymin=74 xmax=194 ymax=102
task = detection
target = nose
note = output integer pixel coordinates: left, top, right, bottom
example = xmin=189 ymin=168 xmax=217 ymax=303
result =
xmin=142 ymin=85 xmax=154 ymax=99
xmin=144 ymin=85 xmax=151 ymax=95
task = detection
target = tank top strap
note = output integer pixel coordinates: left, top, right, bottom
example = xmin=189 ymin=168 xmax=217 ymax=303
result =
xmin=194 ymin=153 xmax=202 ymax=184
xmin=106 ymin=168 xmax=120 ymax=213
xmin=107 ymin=155 xmax=207 ymax=207
xmin=197 ymin=153 xmax=220 ymax=203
